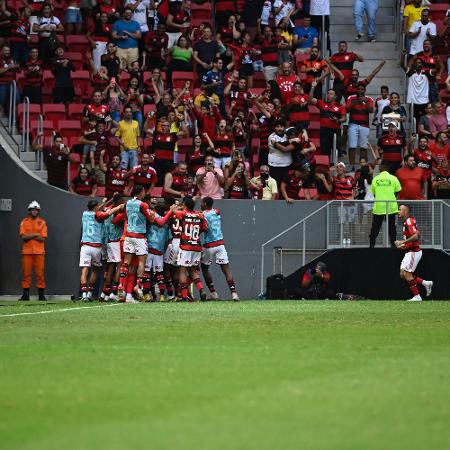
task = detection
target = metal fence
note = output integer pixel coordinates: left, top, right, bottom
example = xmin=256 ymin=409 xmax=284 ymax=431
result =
xmin=327 ymin=200 xmax=444 ymax=249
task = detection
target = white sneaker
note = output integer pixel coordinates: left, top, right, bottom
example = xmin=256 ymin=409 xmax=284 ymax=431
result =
xmin=207 ymin=291 xmax=219 ymax=300
xmin=423 ymin=280 xmax=433 ymax=297
xmin=231 ymin=292 xmax=240 ymax=301
xmin=125 ymin=295 xmax=139 ymax=304
xmin=407 ymin=295 xmax=422 ymax=302
xmin=109 ymin=293 xmax=119 ymax=303
xmin=133 ymin=286 xmax=144 ymax=301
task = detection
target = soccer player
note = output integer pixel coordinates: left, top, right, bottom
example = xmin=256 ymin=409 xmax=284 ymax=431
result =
xmin=118 ymin=185 xmax=174 ymax=301
xmin=200 ymin=197 xmax=239 ymax=301
xmin=144 ymin=201 xmax=170 ymax=302
xmin=174 ymin=197 xmax=208 ymax=302
xmin=395 ymin=204 xmax=433 ymax=301
xmin=79 ymin=197 xmax=123 ymax=301
xmin=101 ymin=195 xmax=125 ymax=302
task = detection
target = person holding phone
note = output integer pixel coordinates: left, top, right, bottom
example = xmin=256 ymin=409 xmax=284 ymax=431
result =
xmin=195 ymin=155 xmax=225 ymax=199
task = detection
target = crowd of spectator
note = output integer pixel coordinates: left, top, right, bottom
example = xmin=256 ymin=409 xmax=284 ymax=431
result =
xmin=0 ymin=0 xmax=449 ymax=200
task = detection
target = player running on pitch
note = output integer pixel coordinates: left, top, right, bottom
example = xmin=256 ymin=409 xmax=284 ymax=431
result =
xmin=200 ymin=197 xmax=239 ymax=301
xmin=79 ymin=197 xmax=123 ymax=301
xmin=175 ymin=197 xmax=208 ymax=302
xmin=118 ymin=185 xmax=175 ymax=302
xmin=395 ymin=204 xmax=433 ymax=301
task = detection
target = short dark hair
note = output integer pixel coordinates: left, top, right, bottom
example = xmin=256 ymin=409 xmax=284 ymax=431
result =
xmin=379 ymin=160 xmax=391 ymax=173
xmin=404 ymin=154 xmax=414 ymax=162
xmin=380 ymin=85 xmax=389 ymax=91
xmin=399 ymin=203 xmax=411 ymax=211
xmin=183 ymin=196 xmax=195 ymax=210
xmin=202 ymin=196 xmax=214 ymax=209
xmin=87 ymin=199 xmax=98 ymax=211
xmin=132 ymin=185 xmax=144 ymax=196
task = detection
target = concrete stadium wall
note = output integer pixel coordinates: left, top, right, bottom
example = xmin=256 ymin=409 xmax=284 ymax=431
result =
xmin=1 ymin=145 xmax=450 ymax=299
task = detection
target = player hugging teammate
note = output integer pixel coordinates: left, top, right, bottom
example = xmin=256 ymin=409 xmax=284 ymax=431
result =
xmin=77 ymin=190 xmax=239 ymax=302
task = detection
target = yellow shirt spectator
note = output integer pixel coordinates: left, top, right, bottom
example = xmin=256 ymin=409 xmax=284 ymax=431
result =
xmin=194 ymin=92 xmax=220 ymax=108
xmin=403 ymin=4 xmax=424 ymax=32
xmin=115 ymin=119 xmax=140 ymax=151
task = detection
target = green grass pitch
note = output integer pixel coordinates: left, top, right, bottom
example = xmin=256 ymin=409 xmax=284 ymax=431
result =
xmin=0 ymin=300 xmax=449 ymax=450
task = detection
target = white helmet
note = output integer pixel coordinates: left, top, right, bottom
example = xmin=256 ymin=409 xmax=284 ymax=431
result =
xmin=28 ymin=201 xmax=41 ymax=210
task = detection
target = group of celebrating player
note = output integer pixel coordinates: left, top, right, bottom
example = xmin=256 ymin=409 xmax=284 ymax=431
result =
xmin=78 ymin=186 xmax=239 ymax=303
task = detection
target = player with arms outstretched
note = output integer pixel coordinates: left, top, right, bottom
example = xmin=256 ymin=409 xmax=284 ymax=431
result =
xmin=200 ymin=197 xmax=239 ymax=301
xmin=175 ymin=197 xmax=209 ymax=302
xmin=395 ymin=204 xmax=433 ymax=301
xmin=79 ymin=197 xmax=123 ymax=301
xmin=118 ymin=185 xmax=174 ymax=302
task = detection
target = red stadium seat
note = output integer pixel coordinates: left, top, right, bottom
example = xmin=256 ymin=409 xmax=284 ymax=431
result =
xmin=16 ymin=71 xmax=25 ymax=90
xmin=143 ymin=137 xmax=153 ymax=152
xmin=66 ymin=35 xmax=90 ymax=55
xmin=151 ymin=187 xmax=163 ymax=198
xmin=172 ymin=71 xmax=196 ymax=89
xmin=68 ymin=103 xmax=85 ymax=120
xmin=64 ymin=52 xmax=84 ymax=71
xmin=18 ymin=103 xmax=41 ymax=132
xmin=430 ymin=4 xmax=449 ymax=14
xmin=58 ymin=120 xmax=82 ymax=140
xmin=120 ymin=71 xmax=131 ymax=89
xmin=69 ymin=136 xmax=82 ymax=148
xmin=71 ymin=71 xmax=91 ymax=92
xmin=253 ymin=72 xmax=266 ymax=88
xmin=43 ymin=70 xmax=55 ymax=90
xmin=42 ymin=103 xmax=66 ymax=128
xmin=315 ymin=154 xmax=330 ymax=168
xmin=71 ymin=153 xmax=81 ymax=163
xmin=30 ymin=120 xmax=53 ymax=138
xmin=177 ymin=137 xmax=193 ymax=154
xmin=42 ymin=87 xmax=53 ymax=103
xmin=96 ymin=186 xmax=106 ymax=197
xmin=191 ymin=3 xmax=211 ymax=20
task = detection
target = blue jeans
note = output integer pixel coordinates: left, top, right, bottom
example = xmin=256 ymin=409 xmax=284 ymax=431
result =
xmin=132 ymin=110 xmax=143 ymax=130
xmin=353 ymin=0 xmax=379 ymax=38
xmin=121 ymin=149 xmax=138 ymax=170
xmin=110 ymin=111 xmax=121 ymax=122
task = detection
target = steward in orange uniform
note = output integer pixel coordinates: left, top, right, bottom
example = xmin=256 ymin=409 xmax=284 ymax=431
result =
xmin=19 ymin=201 xmax=47 ymax=301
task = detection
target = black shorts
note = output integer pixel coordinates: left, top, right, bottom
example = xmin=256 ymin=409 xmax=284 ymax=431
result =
xmin=53 ymin=86 xmax=75 ymax=103
xmin=239 ymin=64 xmax=255 ymax=77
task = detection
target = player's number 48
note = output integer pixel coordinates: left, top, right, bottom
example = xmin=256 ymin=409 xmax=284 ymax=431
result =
xmin=184 ymin=224 xmax=200 ymax=241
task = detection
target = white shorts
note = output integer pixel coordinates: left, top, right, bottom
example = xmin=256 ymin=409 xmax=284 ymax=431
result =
xmin=145 ymin=252 xmax=164 ymax=273
xmin=79 ymin=245 xmax=103 ymax=268
xmin=163 ymin=238 xmax=180 ymax=266
xmin=201 ymin=245 xmax=229 ymax=266
xmin=400 ymin=250 xmax=422 ymax=273
xmin=123 ymin=237 xmax=147 ymax=256
xmin=101 ymin=244 xmax=108 ymax=261
xmin=107 ymin=241 xmax=121 ymax=263
xmin=177 ymin=249 xmax=201 ymax=267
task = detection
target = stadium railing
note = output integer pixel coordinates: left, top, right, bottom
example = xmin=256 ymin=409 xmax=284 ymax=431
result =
xmin=259 ymin=200 xmax=450 ymax=296
xmin=8 ymin=80 xmax=17 ymax=134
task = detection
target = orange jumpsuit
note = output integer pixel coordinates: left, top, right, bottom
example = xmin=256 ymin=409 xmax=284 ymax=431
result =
xmin=19 ymin=216 xmax=48 ymax=288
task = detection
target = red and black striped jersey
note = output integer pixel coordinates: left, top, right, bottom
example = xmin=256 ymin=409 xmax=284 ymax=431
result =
xmin=9 ymin=17 xmax=29 ymax=43
xmin=288 ymin=94 xmax=310 ymax=123
xmin=132 ymin=164 xmax=157 ymax=188
xmin=214 ymin=132 xmax=234 ymax=157
xmin=72 ymin=176 xmax=97 ymax=196
xmin=228 ymin=175 xmax=248 ymax=199
xmin=175 ymin=209 xmax=208 ymax=252
xmin=415 ymin=51 xmax=438 ymax=78
xmin=24 ymin=60 xmax=43 ymax=86
xmin=330 ymin=52 xmax=358 ymax=79
xmin=283 ymin=170 xmax=306 ymax=199
xmin=316 ymin=100 xmax=346 ymax=129
xmin=260 ymin=38 xmax=280 ymax=67
xmin=105 ymin=167 xmax=128 ymax=196
xmin=402 ymin=217 xmax=421 ymax=252
xmin=152 ymin=132 xmax=177 ymax=160
xmin=378 ymin=134 xmax=405 ymax=162
xmin=346 ymin=95 xmax=374 ymax=128
xmin=333 ymin=175 xmax=354 ymax=199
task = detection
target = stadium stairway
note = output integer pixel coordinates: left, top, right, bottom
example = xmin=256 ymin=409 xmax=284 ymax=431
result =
xmin=330 ymin=0 xmax=403 ymax=100
xmin=277 ymin=248 xmax=450 ymax=300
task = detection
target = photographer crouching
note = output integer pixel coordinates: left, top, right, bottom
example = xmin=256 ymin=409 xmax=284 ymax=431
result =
xmin=301 ymin=262 xmax=334 ymax=299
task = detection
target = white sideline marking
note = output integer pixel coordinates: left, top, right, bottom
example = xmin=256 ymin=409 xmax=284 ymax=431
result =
xmin=0 ymin=303 xmax=123 ymax=318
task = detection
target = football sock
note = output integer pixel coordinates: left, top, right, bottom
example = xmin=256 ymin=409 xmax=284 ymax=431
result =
xmin=156 ymin=272 xmax=166 ymax=295
xmin=227 ymin=278 xmax=237 ymax=293
xmin=119 ymin=263 xmax=129 ymax=287
xmin=207 ymin=282 xmax=216 ymax=293
xmin=180 ymin=283 xmax=189 ymax=299
xmin=143 ymin=271 xmax=152 ymax=294
xmin=81 ymin=283 xmax=88 ymax=297
xmin=112 ymin=283 xmax=119 ymax=295
xmin=408 ymin=279 xmax=419 ymax=296
xmin=126 ymin=273 xmax=135 ymax=294
xmin=414 ymin=276 xmax=423 ymax=285
xmin=193 ymin=277 xmax=203 ymax=292
xmin=103 ymin=286 xmax=112 ymax=296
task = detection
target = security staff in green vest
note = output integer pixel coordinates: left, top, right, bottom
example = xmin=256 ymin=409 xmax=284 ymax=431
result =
xmin=369 ymin=161 xmax=402 ymax=248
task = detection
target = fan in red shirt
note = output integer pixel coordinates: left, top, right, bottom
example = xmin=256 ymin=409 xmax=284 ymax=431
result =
xmin=429 ymin=132 xmax=450 ymax=169
xmin=128 ymin=153 xmax=157 ymax=195
xmin=396 ymin=154 xmax=427 ymax=200
xmin=395 ymin=204 xmax=433 ymax=301
xmin=162 ymin=162 xmax=189 ymax=198
xmin=376 ymin=123 xmax=407 ymax=173
xmin=144 ymin=25 xmax=169 ymax=70
xmin=280 ymin=164 xmax=311 ymax=203
xmin=22 ymin=47 xmax=43 ymax=104
xmin=99 ymin=152 xmax=132 ymax=197
xmin=70 ymin=166 xmax=98 ymax=197
xmin=174 ymin=197 xmax=208 ymax=302
xmin=411 ymin=135 xmax=433 ymax=181
xmin=432 ymin=159 xmax=450 ymax=199
xmin=287 ymin=82 xmax=310 ymax=132
xmin=320 ymin=162 xmax=355 ymax=200
xmin=299 ymin=46 xmax=328 ymax=100
xmin=83 ymin=91 xmax=111 ymax=124
xmin=276 ymin=62 xmax=299 ymax=104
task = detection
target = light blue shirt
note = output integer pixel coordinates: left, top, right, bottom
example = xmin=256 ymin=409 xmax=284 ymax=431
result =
xmin=112 ymin=19 xmax=140 ymax=49
xmin=81 ymin=211 xmax=104 ymax=245
xmin=203 ymin=209 xmax=224 ymax=245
